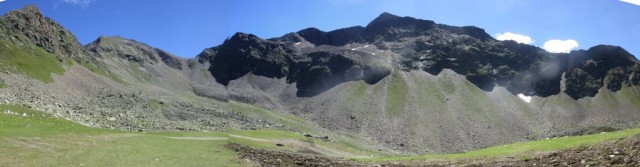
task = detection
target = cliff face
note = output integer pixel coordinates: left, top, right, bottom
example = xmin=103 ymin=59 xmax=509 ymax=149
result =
xmin=208 ymin=12 xmax=640 ymax=100
xmin=198 ymin=32 xmax=392 ymax=96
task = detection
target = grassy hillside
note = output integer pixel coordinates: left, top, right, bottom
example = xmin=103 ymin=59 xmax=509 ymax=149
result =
xmin=0 ymin=104 xmax=240 ymax=166
xmin=0 ymin=104 xmax=370 ymax=166
xmin=78 ymin=60 xmax=127 ymax=84
xmin=0 ymin=39 xmax=64 ymax=83
xmin=363 ymin=128 xmax=640 ymax=162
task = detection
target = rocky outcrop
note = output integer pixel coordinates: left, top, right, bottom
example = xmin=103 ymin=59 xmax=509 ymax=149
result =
xmin=290 ymin=49 xmax=391 ymax=96
xmin=206 ymin=32 xmax=297 ymax=85
xmin=200 ymin=32 xmax=391 ymax=96
xmin=0 ymin=5 xmax=84 ymax=59
xmin=296 ymin=28 xmax=330 ymax=46
xmin=565 ymin=45 xmax=640 ymax=99
xmin=85 ymin=36 xmax=185 ymax=70
xmin=360 ymin=12 xmax=436 ymax=42
xmin=326 ymin=26 xmax=365 ymax=46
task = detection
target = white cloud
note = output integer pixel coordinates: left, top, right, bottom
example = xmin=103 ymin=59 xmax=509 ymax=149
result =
xmin=0 ymin=0 xmax=5 ymax=2
xmin=543 ymin=39 xmax=579 ymax=53
xmin=62 ymin=0 xmax=95 ymax=8
xmin=495 ymin=32 xmax=533 ymax=44
xmin=621 ymin=0 xmax=640 ymax=6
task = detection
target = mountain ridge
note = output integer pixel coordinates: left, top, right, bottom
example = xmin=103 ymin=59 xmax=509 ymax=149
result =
xmin=208 ymin=12 xmax=640 ymax=100
xmin=1 ymin=5 xmax=640 ymax=154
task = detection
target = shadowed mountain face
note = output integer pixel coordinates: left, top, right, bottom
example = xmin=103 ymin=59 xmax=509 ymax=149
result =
xmin=199 ymin=32 xmax=392 ymax=97
xmin=207 ymin=33 xmax=297 ymax=86
xmin=205 ymin=12 xmax=640 ymax=100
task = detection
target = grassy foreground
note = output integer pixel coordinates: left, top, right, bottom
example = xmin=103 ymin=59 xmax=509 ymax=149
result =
xmin=362 ymin=128 xmax=640 ymax=162
xmin=0 ymin=104 xmax=242 ymax=166
xmin=0 ymin=104 xmax=364 ymax=166
xmin=2 ymin=104 xmax=640 ymax=166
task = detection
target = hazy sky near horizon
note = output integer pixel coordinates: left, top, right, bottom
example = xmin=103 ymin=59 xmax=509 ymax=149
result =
xmin=0 ymin=0 xmax=639 ymax=58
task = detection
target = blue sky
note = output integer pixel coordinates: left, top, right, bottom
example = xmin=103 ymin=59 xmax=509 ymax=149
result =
xmin=0 ymin=0 xmax=639 ymax=58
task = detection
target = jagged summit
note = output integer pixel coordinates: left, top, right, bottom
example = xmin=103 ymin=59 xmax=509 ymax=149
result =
xmin=208 ymin=32 xmax=296 ymax=85
xmin=214 ymin=12 xmax=640 ymax=100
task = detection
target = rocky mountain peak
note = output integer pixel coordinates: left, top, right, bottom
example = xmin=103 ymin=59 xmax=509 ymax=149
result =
xmin=0 ymin=5 xmax=84 ymax=59
xmin=296 ymin=27 xmax=329 ymax=46
xmin=210 ymin=32 xmax=297 ymax=85
xmin=228 ymin=32 xmax=262 ymax=43
xmin=585 ymin=45 xmax=638 ymax=64
xmin=361 ymin=12 xmax=436 ymax=41
xmin=10 ymin=5 xmax=42 ymax=16
xmin=366 ymin=12 xmax=409 ymax=28
xmin=85 ymin=36 xmax=184 ymax=69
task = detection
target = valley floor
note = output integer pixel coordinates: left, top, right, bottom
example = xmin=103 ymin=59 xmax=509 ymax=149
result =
xmin=2 ymin=104 xmax=640 ymax=166
xmin=230 ymin=134 xmax=640 ymax=166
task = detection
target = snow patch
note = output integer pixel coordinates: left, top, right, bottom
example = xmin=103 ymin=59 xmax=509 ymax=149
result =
xmin=517 ymin=93 xmax=532 ymax=103
xmin=294 ymin=42 xmax=301 ymax=45
xmin=351 ymin=45 xmax=370 ymax=51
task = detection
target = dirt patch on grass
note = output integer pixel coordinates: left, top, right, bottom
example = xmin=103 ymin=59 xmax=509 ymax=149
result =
xmin=472 ymin=134 xmax=640 ymax=166
xmin=228 ymin=134 xmax=269 ymax=142
xmin=166 ymin=136 xmax=228 ymax=141
xmin=227 ymin=135 xmax=640 ymax=166
xmin=226 ymin=143 xmax=371 ymax=167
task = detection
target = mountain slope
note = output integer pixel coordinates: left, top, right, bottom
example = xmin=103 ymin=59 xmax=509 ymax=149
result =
xmin=1 ymin=5 xmax=639 ymax=155
xmin=192 ymin=12 xmax=640 ymax=153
